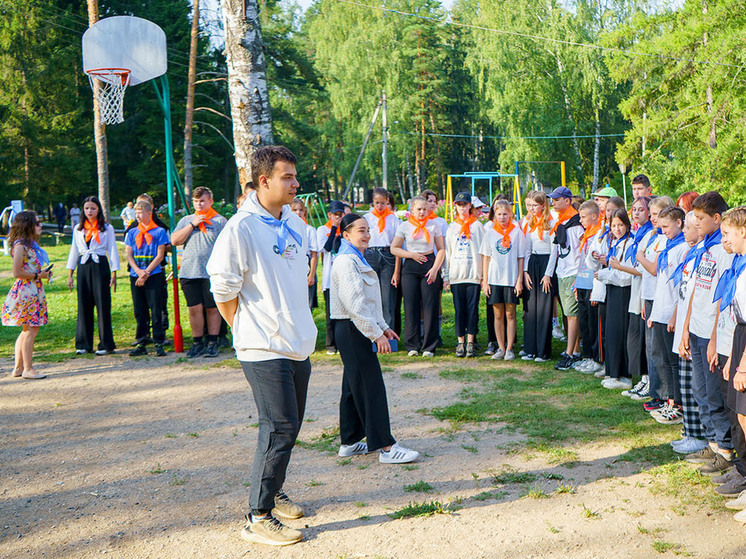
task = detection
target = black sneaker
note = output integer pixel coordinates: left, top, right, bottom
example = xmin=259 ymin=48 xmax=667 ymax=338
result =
xmin=699 ymin=452 xmax=735 ymax=475
xmin=484 ymin=342 xmax=497 ymax=355
xmin=555 ymin=353 xmax=574 ymax=371
xmin=129 ymin=344 xmax=148 ymax=357
xmin=219 ymin=335 xmax=232 ymax=349
xmin=154 ymin=344 xmax=167 ymax=357
xmin=643 ymin=398 xmax=665 ymax=412
xmin=203 ymin=342 xmax=219 ymax=358
xmin=187 ymin=342 xmax=205 ymax=358
xmin=455 ymin=343 xmax=466 ymax=358
xmin=131 ymin=338 xmax=152 ymax=347
xmin=466 ymin=342 xmax=477 ymax=358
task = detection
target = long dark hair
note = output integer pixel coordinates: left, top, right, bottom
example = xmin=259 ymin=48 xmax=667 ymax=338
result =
xmin=78 ymin=196 xmax=106 ymax=231
xmin=8 ymin=211 xmax=40 ymax=253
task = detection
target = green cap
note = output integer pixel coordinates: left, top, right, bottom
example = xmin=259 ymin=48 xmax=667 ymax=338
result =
xmin=593 ymin=186 xmax=618 ymax=198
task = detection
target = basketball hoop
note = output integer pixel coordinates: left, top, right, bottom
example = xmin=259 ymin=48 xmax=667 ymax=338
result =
xmin=86 ymin=68 xmax=131 ymax=125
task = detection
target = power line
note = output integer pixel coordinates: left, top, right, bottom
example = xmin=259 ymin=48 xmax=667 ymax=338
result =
xmin=391 ymin=131 xmax=625 ymax=140
xmin=335 ymin=0 xmax=745 ymax=71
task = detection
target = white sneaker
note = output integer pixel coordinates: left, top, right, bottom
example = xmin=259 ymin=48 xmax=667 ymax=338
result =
xmin=622 ymin=376 xmax=648 ymax=397
xmin=726 ymin=490 xmax=746 ymax=510
xmin=379 ymin=443 xmax=419 ymax=464
xmin=534 ymin=357 xmax=549 ymax=362
xmin=573 ymin=359 xmax=591 ymax=371
xmin=491 ymin=348 xmax=505 ymax=360
xmin=408 ymin=350 xmax=419 ymax=357
xmin=603 ymin=378 xmax=632 ymax=390
xmin=585 ymin=361 xmax=603 ymax=373
xmin=75 ymin=349 xmax=87 ymax=355
xmin=421 ymin=351 xmax=435 ymax=358
xmin=95 ymin=349 xmax=110 ymax=356
xmin=504 ymin=350 xmax=515 ymax=360
xmin=671 ymin=437 xmax=709 ymax=455
xmin=734 ymin=508 xmax=746 ymax=523
xmin=552 ymin=325 xmax=565 ymax=340
xmin=594 ymin=369 xmax=607 ymax=379
xmin=518 ymin=350 xmax=526 ymax=357
xmin=338 ymin=441 xmax=368 ymax=457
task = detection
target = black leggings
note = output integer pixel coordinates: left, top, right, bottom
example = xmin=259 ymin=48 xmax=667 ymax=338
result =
xmin=452 ymin=283 xmax=480 ymax=338
xmin=402 ymin=254 xmax=440 ymax=353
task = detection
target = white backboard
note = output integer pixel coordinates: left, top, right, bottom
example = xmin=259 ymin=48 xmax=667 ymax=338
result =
xmin=82 ymin=16 xmax=167 ymax=86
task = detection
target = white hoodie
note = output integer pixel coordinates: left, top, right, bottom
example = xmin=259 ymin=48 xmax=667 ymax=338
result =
xmin=207 ymin=190 xmax=318 ymax=362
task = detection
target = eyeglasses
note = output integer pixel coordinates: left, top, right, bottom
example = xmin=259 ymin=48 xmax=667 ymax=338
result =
xmin=35 ymin=221 xmax=42 ymax=226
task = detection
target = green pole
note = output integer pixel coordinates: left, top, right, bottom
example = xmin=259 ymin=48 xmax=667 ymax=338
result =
xmin=152 ymin=75 xmax=184 ymax=353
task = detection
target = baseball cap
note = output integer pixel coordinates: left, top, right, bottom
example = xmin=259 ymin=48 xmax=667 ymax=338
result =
xmin=471 ymin=196 xmax=486 ymax=209
xmin=454 ymin=192 xmax=471 ymax=204
xmin=593 ymin=186 xmax=618 ymax=198
xmin=548 ymin=187 xmax=573 ymax=199
xmin=327 ymin=200 xmax=345 ymax=213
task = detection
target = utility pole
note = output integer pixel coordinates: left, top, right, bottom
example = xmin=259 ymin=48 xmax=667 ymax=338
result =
xmin=86 ymin=0 xmax=110 ymax=220
xmin=381 ymin=90 xmax=388 ymax=190
xmin=183 ymin=0 xmax=200 ymax=198
xmin=342 ymin=99 xmax=381 ymax=200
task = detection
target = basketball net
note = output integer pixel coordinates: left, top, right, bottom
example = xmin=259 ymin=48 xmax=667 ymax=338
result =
xmin=86 ymin=68 xmax=131 ymax=125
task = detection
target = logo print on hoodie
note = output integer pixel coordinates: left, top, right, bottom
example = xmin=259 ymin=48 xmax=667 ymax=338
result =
xmin=274 ymin=243 xmax=298 ymax=259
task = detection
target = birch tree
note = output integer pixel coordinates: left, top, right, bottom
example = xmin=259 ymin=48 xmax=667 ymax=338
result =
xmin=220 ymin=0 xmax=274 ymax=187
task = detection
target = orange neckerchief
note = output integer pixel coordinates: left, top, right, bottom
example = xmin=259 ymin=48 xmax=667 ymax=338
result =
xmin=550 ymin=206 xmax=579 ymax=235
xmin=135 ymin=221 xmax=158 ymax=249
xmin=324 ymin=220 xmax=341 ymax=237
xmin=579 ymin=222 xmax=602 ymax=252
xmin=371 ymin=207 xmax=394 ymax=233
xmin=408 ymin=216 xmax=431 ymax=243
xmin=425 ymin=211 xmax=439 ymax=222
xmin=83 ymin=219 xmax=101 ymax=244
xmin=195 ymin=207 xmax=219 ymax=233
xmin=455 ymin=215 xmax=478 ymax=239
xmin=522 ymin=214 xmax=545 ymax=240
xmin=492 ymin=220 xmax=516 ymax=249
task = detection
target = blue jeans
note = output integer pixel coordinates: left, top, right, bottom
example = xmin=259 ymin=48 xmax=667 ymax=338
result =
xmin=689 ymin=333 xmax=732 ymax=449
xmin=241 ymin=358 xmax=312 ymax=511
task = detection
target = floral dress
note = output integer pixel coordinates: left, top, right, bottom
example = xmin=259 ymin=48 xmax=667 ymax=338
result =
xmin=2 ymin=242 xmax=48 ymax=327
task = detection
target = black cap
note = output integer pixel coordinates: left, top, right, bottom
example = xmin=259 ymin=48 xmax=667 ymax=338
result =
xmin=454 ymin=192 xmax=472 ymax=204
xmin=328 ymin=200 xmax=345 ymax=213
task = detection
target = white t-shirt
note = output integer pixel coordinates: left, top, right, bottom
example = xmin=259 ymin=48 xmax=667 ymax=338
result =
xmin=317 ymin=225 xmax=338 ymax=291
xmin=650 ymin=242 xmax=689 ymax=324
xmin=306 ymin=224 xmax=318 ymax=257
xmin=395 ymin=220 xmax=442 ymax=254
xmin=546 ymin=223 xmax=583 ymax=279
xmin=689 ymin=242 xmax=733 ymax=339
xmin=480 ymin=224 xmax=524 ymax=287
xmin=716 ymin=307 xmax=736 ymax=357
xmin=444 ymin=220 xmax=485 ymax=285
xmin=640 ymin=231 xmax=665 ymax=301
xmin=672 ymin=255 xmax=696 ymax=353
xmin=364 ymin=211 xmax=400 ymax=248
xmin=521 ymin=217 xmax=555 ymax=271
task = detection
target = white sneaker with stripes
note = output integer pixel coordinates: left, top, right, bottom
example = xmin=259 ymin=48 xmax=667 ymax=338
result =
xmin=379 ymin=443 xmax=419 ymax=464
xmin=338 ymin=441 xmax=368 ymax=457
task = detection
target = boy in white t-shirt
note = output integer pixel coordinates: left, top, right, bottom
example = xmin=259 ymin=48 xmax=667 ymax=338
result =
xmin=317 ymin=201 xmax=346 ymax=354
xmin=680 ymin=191 xmax=734 ymax=474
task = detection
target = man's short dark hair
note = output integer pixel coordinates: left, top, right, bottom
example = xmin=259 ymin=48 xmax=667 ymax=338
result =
xmin=632 ymin=174 xmax=651 ymax=189
xmin=251 ymin=145 xmax=297 ymax=188
xmin=692 ymin=191 xmax=729 ymax=217
xmin=192 ymin=186 xmax=213 ymax=199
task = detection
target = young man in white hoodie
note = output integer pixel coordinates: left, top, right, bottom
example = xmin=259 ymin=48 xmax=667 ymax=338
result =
xmin=207 ymin=146 xmax=317 ymax=547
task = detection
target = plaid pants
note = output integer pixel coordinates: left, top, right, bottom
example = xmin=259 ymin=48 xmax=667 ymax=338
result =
xmin=679 ymin=357 xmax=705 ymax=439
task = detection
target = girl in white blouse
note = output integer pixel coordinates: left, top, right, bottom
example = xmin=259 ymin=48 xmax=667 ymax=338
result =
xmin=66 ymin=196 xmax=120 ymax=354
xmin=391 ymin=196 xmax=445 ymax=357
xmin=331 ymin=213 xmax=418 ymax=464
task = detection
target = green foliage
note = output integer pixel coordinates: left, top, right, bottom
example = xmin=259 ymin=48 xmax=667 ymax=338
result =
xmin=387 ymin=500 xmax=455 ymax=519
xmin=403 ymin=480 xmax=434 ymax=493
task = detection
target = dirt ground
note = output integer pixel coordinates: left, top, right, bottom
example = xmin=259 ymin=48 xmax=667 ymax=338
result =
xmin=1 ymin=353 xmax=744 ymax=559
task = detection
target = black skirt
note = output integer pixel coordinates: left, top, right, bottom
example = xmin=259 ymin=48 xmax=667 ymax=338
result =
xmin=728 ymin=323 xmax=746 ymax=415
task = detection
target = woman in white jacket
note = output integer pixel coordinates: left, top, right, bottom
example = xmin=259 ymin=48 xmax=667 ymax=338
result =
xmin=595 ymin=209 xmax=637 ymax=386
xmin=331 ymin=213 xmax=419 ymax=464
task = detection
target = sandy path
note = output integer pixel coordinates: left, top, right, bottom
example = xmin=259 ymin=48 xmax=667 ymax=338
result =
xmin=0 ymin=354 xmax=743 ymax=558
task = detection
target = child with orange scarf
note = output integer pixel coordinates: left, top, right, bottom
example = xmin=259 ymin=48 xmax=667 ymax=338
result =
xmin=171 ymin=187 xmax=228 ymax=358
xmin=444 ymin=192 xmax=485 ymax=358
xmin=66 ymin=196 xmax=120 ymax=355
xmin=480 ymin=199 xmax=524 ymax=360
xmin=124 ymin=200 xmax=170 ymax=356
xmin=363 ymin=187 xmax=400 ymax=328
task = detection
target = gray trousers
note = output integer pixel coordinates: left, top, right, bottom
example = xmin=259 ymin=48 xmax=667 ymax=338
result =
xmin=241 ymin=358 xmax=312 ymax=512
xmin=643 ymin=300 xmax=660 ymax=399
xmin=651 ymin=322 xmax=680 ymax=402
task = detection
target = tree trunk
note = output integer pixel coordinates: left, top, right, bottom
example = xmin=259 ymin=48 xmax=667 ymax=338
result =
xmin=555 ymin=54 xmax=584 ymax=193
xmin=592 ymin=108 xmax=601 ymax=191
xmin=220 ymin=0 xmax=274 ymax=188
xmin=87 ymin=0 xmax=111 ymax=221
xmin=183 ymin=0 xmax=200 ymax=199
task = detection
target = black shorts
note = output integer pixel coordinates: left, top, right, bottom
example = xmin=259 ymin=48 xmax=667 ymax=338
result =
xmin=180 ymin=278 xmax=216 ymax=308
xmin=487 ymin=285 xmax=519 ymax=306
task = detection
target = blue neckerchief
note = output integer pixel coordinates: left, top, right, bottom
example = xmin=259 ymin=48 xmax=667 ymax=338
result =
xmin=645 ymin=227 xmax=663 ymax=250
xmin=338 ymin=238 xmax=370 ymax=267
xmin=625 ymin=221 xmax=653 ymax=262
xmin=30 ymin=241 xmax=49 ymax=266
xmin=669 ymin=246 xmax=697 ymax=287
xmin=656 ymin=232 xmax=686 ymax=274
xmin=599 ymin=226 xmax=610 ymax=243
xmin=713 ymin=254 xmax=746 ymax=312
xmin=607 ymin=233 xmax=629 ymax=261
xmin=256 ymin=214 xmax=303 ymax=256
xmin=691 ymin=229 xmax=722 ymax=274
